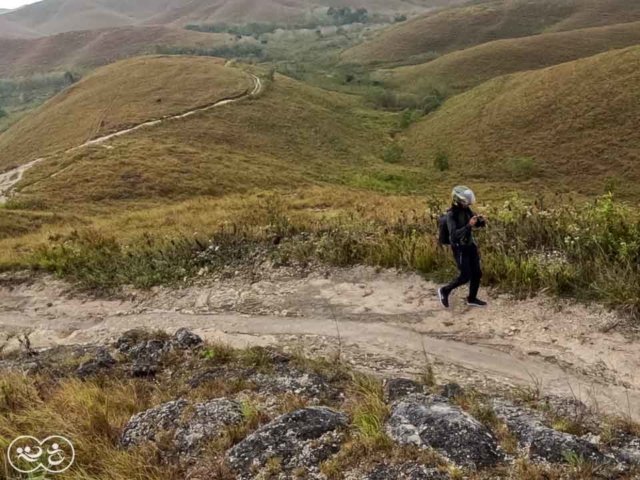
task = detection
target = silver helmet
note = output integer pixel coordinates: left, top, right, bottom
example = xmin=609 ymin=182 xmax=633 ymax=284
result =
xmin=452 ymin=185 xmax=476 ymax=206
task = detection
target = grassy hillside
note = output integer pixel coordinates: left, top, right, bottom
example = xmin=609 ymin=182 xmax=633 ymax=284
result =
xmin=0 ymin=15 xmax=39 ymax=38
xmin=379 ymin=21 xmax=640 ymax=94
xmin=0 ymin=56 xmax=252 ymax=173
xmin=10 ymin=72 xmax=399 ymax=212
xmin=341 ymin=0 xmax=640 ymax=65
xmin=2 ymin=0 xmax=454 ymax=37
xmin=402 ymin=46 xmax=640 ymax=197
xmin=0 ymin=26 xmax=233 ymax=77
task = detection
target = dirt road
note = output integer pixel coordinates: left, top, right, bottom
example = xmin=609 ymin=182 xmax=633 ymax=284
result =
xmin=1 ymin=266 xmax=638 ymax=421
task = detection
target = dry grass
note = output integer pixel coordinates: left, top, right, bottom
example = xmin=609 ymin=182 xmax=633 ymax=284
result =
xmin=0 ymin=55 xmax=252 ymax=172
xmin=403 ymin=46 xmax=640 ymax=198
xmin=341 ymin=0 xmax=640 ymax=66
xmin=8 ymin=73 xmax=396 ymax=212
xmin=380 ymin=20 xmax=640 ymax=94
xmin=0 ymin=26 xmax=233 ymax=77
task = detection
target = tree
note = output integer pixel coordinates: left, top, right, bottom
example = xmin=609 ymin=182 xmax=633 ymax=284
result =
xmin=0 ymin=107 xmax=7 ymax=118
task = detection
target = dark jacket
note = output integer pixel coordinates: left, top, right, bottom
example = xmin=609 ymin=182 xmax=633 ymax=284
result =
xmin=446 ymin=205 xmax=485 ymax=247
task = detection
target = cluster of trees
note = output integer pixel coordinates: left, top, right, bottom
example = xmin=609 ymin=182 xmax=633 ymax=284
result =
xmin=327 ymin=7 xmax=369 ymax=25
xmin=155 ymin=44 xmax=265 ymax=60
xmin=185 ymin=22 xmax=288 ymax=38
xmin=0 ymin=71 xmax=78 ymax=110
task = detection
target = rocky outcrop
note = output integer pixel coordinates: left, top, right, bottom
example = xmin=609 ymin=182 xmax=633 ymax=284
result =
xmin=385 ymin=378 xmax=425 ymax=402
xmin=228 ymin=407 xmax=347 ymax=478
xmin=116 ymin=329 xmax=203 ymax=377
xmin=387 ymin=394 xmax=502 ymax=468
xmin=76 ymin=348 xmax=116 ymax=378
xmin=121 ymin=398 xmax=243 ymax=455
xmin=492 ymin=399 xmax=610 ymax=464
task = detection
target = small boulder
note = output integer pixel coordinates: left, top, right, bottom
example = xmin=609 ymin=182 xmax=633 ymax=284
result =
xmin=76 ymin=348 xmax=116 ymax=378
xmin=492 ymin=400 xmax=609 ymax=464
xmin=385 ymin=378 xmax=425 ymax=402
xmin=171 ymin=329 xmax=203 ymax=350
xmin=121 ymin=398 xmax=243 ymax=455
xmin=386 ymin=394 xmax=502 ymax=468
xmin=366 ymin=463 xmax=450 ymax=479
xmin=228 ymin=407 xmax=347 ymax=478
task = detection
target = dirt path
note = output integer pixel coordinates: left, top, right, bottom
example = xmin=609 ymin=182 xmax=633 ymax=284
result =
xmin=1 ymin=266 xmax=638 ymax=421
xmin=0 ymin=73 xmax=262 ymax=203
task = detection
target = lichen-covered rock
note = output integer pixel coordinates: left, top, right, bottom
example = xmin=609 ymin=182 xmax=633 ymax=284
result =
xmin=171 ymin=329 xmax=203 ymax=350
xmin=386 ymin=394 xmax=502 ymax=468
xmin=228 ymin=407 xmax=347 ymax=478
xmin=121 ymin=398 xmax=243 ymax=455
xmin=492 ymin=400 xmax=609 ymax=464
xmin=189 ymin=367 xmax=333 ymax=401
xmin=440 ymin=383 xmax=464 ymax=400
xmin=385 ymin=378 xmax=425 ymax=402
xmin=365 ymin=463 xmax=450 ymax=479
xmin=76 ymin=348 xmax=116 ymax=378
xmin=615 ymin=438 xmax=640 ymax=466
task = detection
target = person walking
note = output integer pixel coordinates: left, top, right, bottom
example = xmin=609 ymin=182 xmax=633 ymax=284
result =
xmin=438 ymin=186 xmax=487 ymax=309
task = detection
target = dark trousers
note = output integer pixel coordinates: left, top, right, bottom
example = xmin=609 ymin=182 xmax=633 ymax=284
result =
xmin=442 ymin=244 xmax=482 ymax=300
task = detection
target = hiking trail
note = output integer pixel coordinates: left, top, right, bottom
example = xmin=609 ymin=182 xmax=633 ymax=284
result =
xmin=2 ymin=266 xmax=639 ymax=421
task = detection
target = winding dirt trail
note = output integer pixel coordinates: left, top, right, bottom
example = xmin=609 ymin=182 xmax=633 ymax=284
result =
xmin=1 ymin=267 xmax=639 ymax=421
xmin=0 ymin=73 xmax=262 ymax=203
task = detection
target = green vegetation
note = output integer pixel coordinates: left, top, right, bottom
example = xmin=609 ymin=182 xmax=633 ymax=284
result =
xmin=155 ymin=43 xmax=265 ymax=60
xmin=327 ymin=7 xmax=369 ymax=26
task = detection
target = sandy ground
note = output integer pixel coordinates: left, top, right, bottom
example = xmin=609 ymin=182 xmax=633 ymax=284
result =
xmin=1 ymin=266 xmax=638 ymax=421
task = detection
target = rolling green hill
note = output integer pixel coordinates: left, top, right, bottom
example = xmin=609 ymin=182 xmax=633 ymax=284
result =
xmin=0 ymin=56 xmax=252 ymax=173
xmin=341 ymin=0 xmax=640 ymax=65
xmin=402 ymin=46 xmax=640 ymax=196
xmin=378 ymin=21 xmax=640 ymax=94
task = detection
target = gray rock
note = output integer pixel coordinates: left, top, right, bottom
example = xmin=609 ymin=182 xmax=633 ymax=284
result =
xmin=385 ymin=378 xmax=425 ymax=402
xmin=492 ymin=400 xmax=609 ymax=464
xmin=365 ymin=463 xmax=450 ymax=479
xmin=386 ymin=394 xmax=502 ymax=468
xmin=171 ymin=329 xmax=203 ymax=350
xmin=228 ymin=407 xmax=347 ymax=477
xmin=76 ymin=348 xmax=116 ymax=378
xmin=613 ymin=438 xmax=640 ymax=466
xmin=440 ymin=383 xmax=464 ymax=400
xmin=121 ymin=398 xmax=243 ymax=455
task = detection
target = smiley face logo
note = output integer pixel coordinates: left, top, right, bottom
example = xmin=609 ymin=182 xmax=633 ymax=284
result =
xmin=8 ymin=436 xmax=75 ymax=474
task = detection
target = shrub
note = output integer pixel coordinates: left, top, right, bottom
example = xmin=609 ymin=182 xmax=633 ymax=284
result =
xmin=0 ymin=108 xmax=6 ymax=118
xmin=434 ymin=150 xmax=450 ymax=172
xmin=382 ymin=143 xmax=404 ymax=164
xmin=507 ymin=156 xmax=536 ymax=180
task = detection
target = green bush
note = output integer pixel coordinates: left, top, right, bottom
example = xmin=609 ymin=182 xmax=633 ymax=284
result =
xmin=434 ymin=151 xmax=450 ymax=172
xmin=382 ymin=143 xmax=404 ymax=164
xmin=507 ymin=156 xmax=536 ymax=180
xmin=0 ymin=108 xmax=7 ymax=118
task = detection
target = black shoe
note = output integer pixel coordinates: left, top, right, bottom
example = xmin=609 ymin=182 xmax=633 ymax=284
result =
xmin=467 ymin=297 xmax=488 ymax=308
xmin=438 ymin=288 xmax=450 ymax=309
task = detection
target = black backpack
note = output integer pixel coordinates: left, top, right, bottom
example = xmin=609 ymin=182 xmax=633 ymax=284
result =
xmin=438 ymin=213 xmax=451 ymax=246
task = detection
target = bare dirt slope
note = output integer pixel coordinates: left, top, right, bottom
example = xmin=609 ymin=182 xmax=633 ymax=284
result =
xmin=2 ymin=266 xmax=638 ymax=421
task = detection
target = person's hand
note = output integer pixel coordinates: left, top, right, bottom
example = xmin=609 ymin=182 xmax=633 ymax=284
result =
xmin=469 ymin=216 xmax=479 ymax=227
